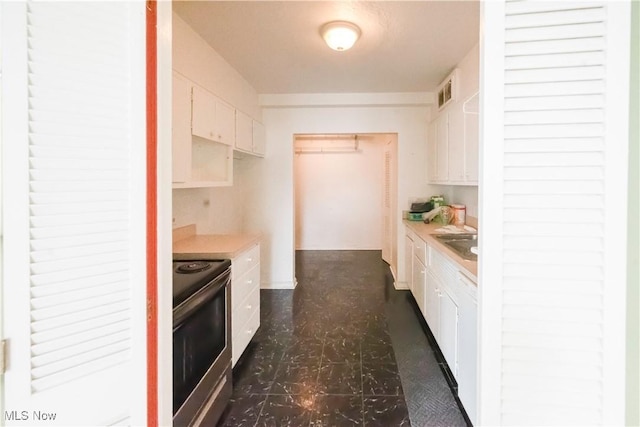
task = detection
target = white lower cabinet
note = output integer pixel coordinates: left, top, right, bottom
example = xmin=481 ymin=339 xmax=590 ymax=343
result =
xmin=424 ymin=269 xmax=441 ymax=342
xmin=438 ymin=287 xmax=459 ymax=376
xmin=406 ymin=226 xmax=477 ymax=424
xmin=412 ymin=255 xmax=427 ymax=316
xmin=404 ymin=232 xmax=415 ymax=292
xmin=457 ymin=272 xmax=478 ymax=423
xmin=231 ymin=242 xmax=260 ymax=366
xmin=408 ymin=231 xmax=427 ymax=315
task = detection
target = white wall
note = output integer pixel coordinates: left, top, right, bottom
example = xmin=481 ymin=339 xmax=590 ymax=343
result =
xmin=430 ymin=184 xmax=479 ymax=219
xmin=172 ymin=13 xmax=262 ymax=120
xmin=294 ymin=135 xmax=387 ymax=250
xmin=243 ymin=104 xmax=430 ymax=288
xmin=171 ymin=12 xmax=262 ymax=233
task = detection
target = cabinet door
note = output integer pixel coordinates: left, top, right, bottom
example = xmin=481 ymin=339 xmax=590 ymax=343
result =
xmin=436 ymin=113 xmax=449 ymax=181
xmin=425 ymin=269 xmax=441 ymax=341
xmin=448 ymin=102 xmax=465 ymax=183
xmin=252 ymin=120 xmax=265 ymax=156
xmin=191 ymin=85 xmax=217 ymax=141
xmin=215 ymin=98 xmax=235 ymax=146
xmin=439 ymin=288 xmax=459 ymax=377
xmin=404 ymin=233 xmax=414 ymax=292
xmin=464 ymin=109 xmax=479 ymax=183
xmin=457 ymin=273 xmax=478 ymax=424
xmin=172 ymin=73 xmax=192 ymax=183
xmin=235 ymin=110 xmax=253 ymax=153
xmin=412 ymin=256 xmax=427 ymax=315
xmin=427 ymin=119 xmax=438 ymax=182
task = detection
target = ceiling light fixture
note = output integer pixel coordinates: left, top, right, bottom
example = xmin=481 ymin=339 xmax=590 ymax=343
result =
xmin=321 ymin=21 xmax=361 ymax=51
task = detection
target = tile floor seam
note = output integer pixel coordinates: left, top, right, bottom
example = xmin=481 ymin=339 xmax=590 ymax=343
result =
xmin=252 ymin=333 xmax=286 ymax=426
xmin=309 ymin=332 xmax=327 ymax=427
xmin=360 ymin=339 xmax=365 ymax=427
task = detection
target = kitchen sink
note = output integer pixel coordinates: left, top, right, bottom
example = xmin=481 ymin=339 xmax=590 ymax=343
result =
xmin=433 ymin=234 xmax=478 ymax=261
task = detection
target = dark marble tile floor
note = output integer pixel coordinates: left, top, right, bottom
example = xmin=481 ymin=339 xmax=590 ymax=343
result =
xmin=218 ymin=250 xmax=465 ymax=427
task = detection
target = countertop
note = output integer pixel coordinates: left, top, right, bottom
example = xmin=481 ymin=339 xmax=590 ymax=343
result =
xmin=173 ymin=224 xmax=261 ymax=260
xmin=404 ymin=220 xmax=478 ymax=281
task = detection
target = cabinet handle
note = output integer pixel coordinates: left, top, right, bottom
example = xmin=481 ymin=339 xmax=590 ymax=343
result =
xmin=246 ymin=304 xmax=252 ymax=310
xmin=246 ymin=329 xmax=253 ymax=335
xmin=247 ymin=258 xmax=253 ymax=262
xmin=247 ymin=279 xmax=253 ymax=285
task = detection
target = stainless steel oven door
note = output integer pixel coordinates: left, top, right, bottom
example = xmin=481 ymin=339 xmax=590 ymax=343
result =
xmin=173 ymin=267 xmax=232 ymax=427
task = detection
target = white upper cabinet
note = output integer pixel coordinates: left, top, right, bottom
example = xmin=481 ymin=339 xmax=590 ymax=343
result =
xmin=191 ymin=85 xmax=217 ymax=141
xmin=192 ymin=85 xmax=235 ymax=146
xmin=436 ymin=111 xmax=450 ymax=182
xmin=462 ymin=93 xmax=479 ymax=184
xmin=429 ymin=96 xmax=477 ymax=185
xmin=447 ymin=93 xmax=479 ymax=184
xmin=235 ymin=110 xmax=266 ymax=157
xmin=428 ymin=112 xmax=450 ymax=183
xmin=428 ymin=44 xmax=479 ymax=186
xmin=215 ymin=98 xmax=235 ymax=146
xmin=173 ymin=77 xmax=234 ymax=188
xmin=252 ymin=120 xmax=265 ymax=157
xmin=447 ymin=101 xmax=465 ymax=183
xmin=235 ymin=110 xmax=254 ymax=153
xmin=427 ymin=118 xmax=438 ymax=182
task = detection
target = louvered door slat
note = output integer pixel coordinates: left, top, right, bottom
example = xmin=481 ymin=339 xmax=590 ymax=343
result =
xmin=505 ymin=7 xmax=604 ymax=28
xmin=505 ymin=22 xmax=605 ymax=42
xmin=30 ymin=300 xmax=130 ymax=332
xmin=31 ymin=349 xmax=130 ymax=393
xmin=505 ymin=138 xmax=603 ymax=153
xmin=505 ymin=80 xmax=605 ymax=98
xmin=506 ymin=51 xmax=606 ymax=70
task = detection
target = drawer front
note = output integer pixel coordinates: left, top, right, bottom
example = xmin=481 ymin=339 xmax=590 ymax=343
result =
xmin=414 ymin=238 xmax=427 ymax=265
xmin=232 ymin=243 xmax=260 ymax=279
xmin=429 ymin=246 xmax=458 ymax=293
xmin=232 ymin=285 xmax=260 ymax=340
xmin=232 ymin=263 xmax=260 ymax=313
xmin=232 ymin=298 xmax=260 ymax=366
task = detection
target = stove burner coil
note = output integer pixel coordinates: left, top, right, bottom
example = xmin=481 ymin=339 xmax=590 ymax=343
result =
xmin=176 ymin=261 xmax=212 ymax=274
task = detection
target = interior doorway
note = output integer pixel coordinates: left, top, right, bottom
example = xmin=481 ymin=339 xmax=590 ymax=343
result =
xmin=293 ymin=133 xmax=398 ymax=273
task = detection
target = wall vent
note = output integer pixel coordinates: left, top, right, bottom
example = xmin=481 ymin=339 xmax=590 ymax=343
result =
xmin=437 ymin=68 xmax=460 ymax=110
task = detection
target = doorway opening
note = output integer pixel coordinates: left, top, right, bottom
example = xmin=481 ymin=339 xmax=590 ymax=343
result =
xmin=293 ymin=133 xmax=398 ymax=275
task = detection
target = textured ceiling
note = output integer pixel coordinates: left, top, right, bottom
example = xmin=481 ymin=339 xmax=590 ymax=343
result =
xmin=173 ymin=1 xmax=480 ymax=94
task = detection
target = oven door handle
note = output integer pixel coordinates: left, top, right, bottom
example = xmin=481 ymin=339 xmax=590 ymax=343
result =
xmin=173 ymin=268 xmax=231 ymax=328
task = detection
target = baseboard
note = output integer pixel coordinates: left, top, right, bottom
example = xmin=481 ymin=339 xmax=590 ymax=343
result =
xmin=394 ymin=281 xmax=409 ymax=290
xmin=260 ymin=280 xmax=297 ymax=289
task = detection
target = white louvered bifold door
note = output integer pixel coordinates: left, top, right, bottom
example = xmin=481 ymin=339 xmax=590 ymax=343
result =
xmin=1 ymin=2 xmax=147 ymax=425
xmin=479 ymin=1 xmax=631 ymax=425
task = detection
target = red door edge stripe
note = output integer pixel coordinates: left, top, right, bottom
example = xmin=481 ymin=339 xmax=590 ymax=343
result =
xmin=146 ymin=2 xmax=158 ymax=427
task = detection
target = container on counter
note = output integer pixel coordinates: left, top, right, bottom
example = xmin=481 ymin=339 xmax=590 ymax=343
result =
xmin=451 ymin=204 xmax=466 ymax=227
xmin=431 ymin=195 xmax=445 ymax=209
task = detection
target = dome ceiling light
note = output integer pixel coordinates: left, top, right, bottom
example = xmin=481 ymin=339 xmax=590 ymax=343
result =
xmin=321 ymin=21 xmax=361 ymax=51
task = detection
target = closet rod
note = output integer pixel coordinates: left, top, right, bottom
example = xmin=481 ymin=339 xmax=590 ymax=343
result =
xmin=295 ymin=134 xmax=359 ymax=141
